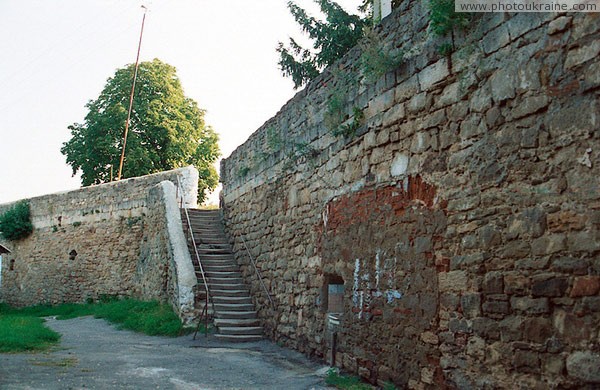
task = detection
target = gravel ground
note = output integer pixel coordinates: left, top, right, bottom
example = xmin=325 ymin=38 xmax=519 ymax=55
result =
xmin=0 ymin=316 xmax=331 ymax=389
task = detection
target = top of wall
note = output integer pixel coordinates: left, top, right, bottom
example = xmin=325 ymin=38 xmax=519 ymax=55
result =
xmin=220 ymin=2 xmax=564 ymax=201
xmin=0 ymin=166 xmax=198 ymax=229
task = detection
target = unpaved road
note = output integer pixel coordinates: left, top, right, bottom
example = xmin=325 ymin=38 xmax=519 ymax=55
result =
xmin=0 ymin=316 xmax=330 ymax=389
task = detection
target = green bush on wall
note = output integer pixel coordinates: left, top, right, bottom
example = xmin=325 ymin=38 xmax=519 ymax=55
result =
xmin=0 ymin=201 xmax=33 ymax=241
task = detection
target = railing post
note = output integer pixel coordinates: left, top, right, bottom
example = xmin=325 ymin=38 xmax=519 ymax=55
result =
xmin=240 ymin=235 xmax=275 ymax=308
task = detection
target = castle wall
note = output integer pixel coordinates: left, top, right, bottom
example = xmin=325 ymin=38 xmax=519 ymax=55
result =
xmin=221 ymin=5 xmax=600 ymax=388
xmin=0 ymin=167 xmax=198 ymax=322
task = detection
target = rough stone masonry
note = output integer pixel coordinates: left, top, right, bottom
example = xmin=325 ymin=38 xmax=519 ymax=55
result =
xmin=221 ymin=3 xmax=599 ymax=389
xmin=0 ymin=167 xmax=199 ymax=323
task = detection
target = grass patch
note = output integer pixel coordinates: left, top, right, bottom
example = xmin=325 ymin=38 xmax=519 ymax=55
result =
xmin=0 ymin=298 xmax=186 ymax=353
xmin=93 ymin=299 xmax=183 ymax=336
xmin=325 ymin=368 xmax=373 ymax=390
xmin=0 ymin=315 xmax=61 ymax=353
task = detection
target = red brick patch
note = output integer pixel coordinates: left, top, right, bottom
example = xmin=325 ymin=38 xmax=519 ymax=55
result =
xmin=570 ymin=276 xmax=600 ymax=297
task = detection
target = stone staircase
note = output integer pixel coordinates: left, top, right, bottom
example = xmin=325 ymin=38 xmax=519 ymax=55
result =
xmin=182 ymin=208 xmax=262 ymax=342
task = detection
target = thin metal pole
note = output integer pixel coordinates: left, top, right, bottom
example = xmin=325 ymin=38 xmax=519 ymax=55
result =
xmin=117 ymin=6 xmax=147 ymax=181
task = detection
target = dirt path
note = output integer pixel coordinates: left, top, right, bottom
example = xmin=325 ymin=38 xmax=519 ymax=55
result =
xmin=0 ymin=316 xmax=330 ymax=389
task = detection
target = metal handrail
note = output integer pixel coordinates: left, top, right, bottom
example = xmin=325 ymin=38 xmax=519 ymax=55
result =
xmin=239 ymin=234 xmax=275 ymax=308
xmin=175 ymin=176 xmax=213 ymax=338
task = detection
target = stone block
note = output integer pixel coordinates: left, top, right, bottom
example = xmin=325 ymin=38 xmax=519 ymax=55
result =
xmin=547 ymin=16 xmax=572 ymax=35
xmin=531 ymin=234 xmax=567 ymax=256
xmin=439 ymin=271 xmax=468 ymax=293
xmin=471 ymin=317 xmax=500 ymax=339
xmin=451 ymin=253 xmax=486 ymax=270
xmin=419 ymin=59 xmax=449 ymax=91
xmin=482 ymin=24 xmax=511 ymax=54
xmin=461 ymin=293 xmax=481 ymax=318
xmin=577 ymin=297 xmax=600 ymax=314
xmin=482 ymin=301 xmax=509 ymax=315
xmin=483 ymin=272 xmax=504 ymax=294
xmin=394 ymin=75 xmax=420 ymax=103
xmin=507 ymin=12 xmax=545 ymax=39
xmin=532 ymin=276 xmax=569 ymax=297
xmin=407 ymin=92 xmax=429 ymax=113
xmin=390 ymin=153 xmax=409 ymax=177
xmin=564 ymin=40 xmax=600 ymax=69
xmin=449 ymin=318 xmax=471 ymax=333
xmin=566 ymin=351 xmax=600 ymax=383
xmin=511 ymin=296 xmax=549 ymax=314
xmin=469 ymin=85 xmax=492 ymax=113
xmin=570 ymin=276 xmax=600 ymax=297
xmin=382 ymin=103 xmax=405 ymax=127
xmin=436 ymin=82 xmax=462 ymax=108
xmin=490 ymin=67 xmax=516 ymax=103
xmin=507 ymin=207 xmax=547 ymax=239
xmin=568 ymin=231 xmax=600 ymax=253
xmin=509 ymin=95 xmax=549 ymax=120
xmin=551 ymin=257 xmax=589 ymax=275
xmin=501 ymin=241 xmax=531 ymax=259
xmin=523 ymin=317 xmax=553 ymax=343
xmin=512 ymin=350 xmax=540 ymax=373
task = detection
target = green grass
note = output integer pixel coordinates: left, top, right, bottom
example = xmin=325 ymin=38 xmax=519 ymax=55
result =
xmin=325 ymin=368 xmax=373 ymax=390
xmin=0 ymin=298 xmax=186 ymax=353
xmin=0 ymin=315 xmax=61 ymax=353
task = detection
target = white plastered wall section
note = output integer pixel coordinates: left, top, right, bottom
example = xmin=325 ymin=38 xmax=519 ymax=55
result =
xmin=159 ymin=180 xmax=197 ymax=324
xmin=175 ymin=166 xmax=199 ymax=209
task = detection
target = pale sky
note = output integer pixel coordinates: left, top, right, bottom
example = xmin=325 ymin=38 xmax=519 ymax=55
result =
xmin=0 ymin=0 xmax=362 ymax=205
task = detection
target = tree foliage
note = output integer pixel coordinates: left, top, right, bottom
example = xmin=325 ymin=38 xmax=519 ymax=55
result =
xmin=428 ymin=0 xmax=471 ymax=36
xmin=0 ymin=201 xmax=33 ymax=241
xmin=277 ymin=0 xmax=369 ymax=89
xmin=61 ymin=59 xmax=220 ymax=202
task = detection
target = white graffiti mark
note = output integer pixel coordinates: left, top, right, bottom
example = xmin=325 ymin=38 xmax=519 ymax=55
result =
xmin=353 ymin=258 xmax=360 ymax=308
xmin=375 ymin=250 xmax=381 ymax=289
xmin=352 ymin=251 xmax=403 ymax=318
xmin=386 ymin=290 xmax=402 ymax=303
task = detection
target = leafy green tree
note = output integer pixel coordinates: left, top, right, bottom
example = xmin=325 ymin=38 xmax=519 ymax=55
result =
xmin=61 ymin=59 xmax=220 ymax=202
xmin=277 ymin=0 xmax=369 ymax=88
xmin=0 ymin=201 xmax=33 ymax=241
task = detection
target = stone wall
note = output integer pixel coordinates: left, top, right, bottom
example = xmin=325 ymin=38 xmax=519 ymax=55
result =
xmin=221 ymin=4 xmax=600 ymax=389
xmin=0 ymin=167 xmax=198 ymax=321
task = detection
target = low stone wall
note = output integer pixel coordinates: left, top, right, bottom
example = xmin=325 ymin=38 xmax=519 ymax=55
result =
xmin=0 ymin=167 xmax=198 ymax=321
xmin=221 ymin=4 xmax=600 ymax=389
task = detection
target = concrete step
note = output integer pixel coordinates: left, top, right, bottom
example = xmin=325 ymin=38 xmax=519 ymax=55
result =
xmin=212 ymin=296 xmax=253 ymax=304
xmin=208 ymin=283 xmax=248 ymax=291
xmin=214 ymin=303 xmax=255 ymax=312
xmin=200 ymin=254 xmax=236 ymax=260
xmin=201 ymin=265 xmax=239 ymax=272
xmin=198 ymin=248 xmax=232 ymax=255
xmin=218 ymin=326 xmax=263 ymax=335
xmin=215 ymin=311 xmax=258 ymax=320
xmin=211 ymin=289 xmax=251 ymax=297
xmin=205 ymin=271 xmax=242 ymax=278
xmin=214 ymin=334 xmax=263 ymax=342
xmin=208 ymin=277 xmax=243 ymax=284
xmin=214 ymin=318 xmax=260 ymax=327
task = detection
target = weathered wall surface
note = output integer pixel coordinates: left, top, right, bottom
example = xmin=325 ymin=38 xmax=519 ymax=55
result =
xmin=221 ymin=4 xmax=600 ymax=389
xmin=0 ymin=167 xmax=198 ymax=319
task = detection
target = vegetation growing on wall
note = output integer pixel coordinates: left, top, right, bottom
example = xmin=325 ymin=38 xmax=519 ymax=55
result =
xmin=277 ymin=0 xmax=368 ymax=88
xmin=359 ymin=28 xmax=403 ymax=84
xmin=0 ymin=201 xmax=33 ymax=241
xmin=428 ymin=0 xmax=471 ymax=36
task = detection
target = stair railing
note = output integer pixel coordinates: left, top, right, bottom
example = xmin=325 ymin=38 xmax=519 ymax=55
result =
xmin=176 ymin=176 xmax=213 ymax=338
xmin=239 ymin=234 xmax=275 ymax=308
